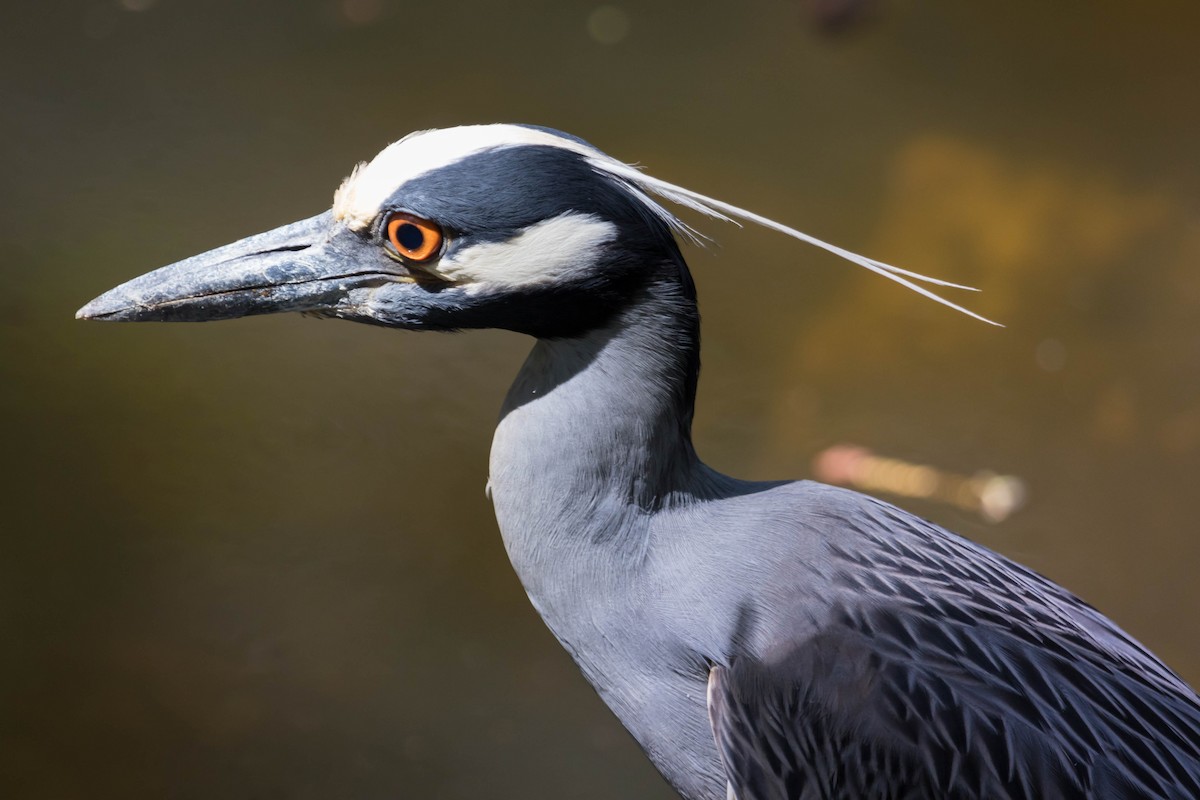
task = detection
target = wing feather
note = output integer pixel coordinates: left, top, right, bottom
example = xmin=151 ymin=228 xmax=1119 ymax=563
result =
xmin=706 ymin=502 xmax=1200 ymax=800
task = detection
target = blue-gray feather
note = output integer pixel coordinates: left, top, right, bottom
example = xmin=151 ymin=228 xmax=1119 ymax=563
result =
xmin=707 ymin=493 xmax=1200 ymax=799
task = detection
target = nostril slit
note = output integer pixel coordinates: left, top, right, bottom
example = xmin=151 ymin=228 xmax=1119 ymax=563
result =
xmin=258 ymin=243 xmax=311 ymax=254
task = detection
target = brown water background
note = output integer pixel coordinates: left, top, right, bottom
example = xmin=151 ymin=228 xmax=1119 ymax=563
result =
xmin=3 ymin=1 xmax=1199 ymax=797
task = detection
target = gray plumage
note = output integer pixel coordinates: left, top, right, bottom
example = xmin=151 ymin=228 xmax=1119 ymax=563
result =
xmin=78 ymin=124 xmax=1200 ymax=799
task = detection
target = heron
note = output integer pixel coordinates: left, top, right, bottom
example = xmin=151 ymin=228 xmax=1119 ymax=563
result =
xmin=78 ymin=124 xmax=1200 ymax=799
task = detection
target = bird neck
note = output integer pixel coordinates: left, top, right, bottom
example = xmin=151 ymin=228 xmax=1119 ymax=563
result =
xmin=488 ymin=260 xmax=705 ymax=559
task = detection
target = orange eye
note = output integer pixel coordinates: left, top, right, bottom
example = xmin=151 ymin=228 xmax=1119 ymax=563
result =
xmin=386 ymin=212 xmax=443 ymax=263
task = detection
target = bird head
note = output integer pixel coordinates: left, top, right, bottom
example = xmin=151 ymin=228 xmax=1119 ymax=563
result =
xmin=77 ymin=124 xmax=993 ymax=331
xmin=76 ymin=125 xmax=698 ymax=338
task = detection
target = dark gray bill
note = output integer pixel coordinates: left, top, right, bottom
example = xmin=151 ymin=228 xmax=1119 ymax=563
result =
xmin=75 ymin=211 xmax=393 ymax=323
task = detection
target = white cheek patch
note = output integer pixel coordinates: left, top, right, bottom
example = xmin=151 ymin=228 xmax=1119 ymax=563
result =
xmin=435 ymin=213 xmax=618 ymax=291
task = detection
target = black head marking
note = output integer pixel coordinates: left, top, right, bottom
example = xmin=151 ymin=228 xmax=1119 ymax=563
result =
xmin=384 ymin=145 xmax=675 ymax=251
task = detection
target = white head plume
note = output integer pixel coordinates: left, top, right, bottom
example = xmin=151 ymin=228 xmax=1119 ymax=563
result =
xmin=586 ymin=153 xmax=999 ymax=327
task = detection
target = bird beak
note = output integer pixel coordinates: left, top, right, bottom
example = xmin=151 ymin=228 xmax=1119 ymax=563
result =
xmin=76 ymin=211 xmax=391 ymax=323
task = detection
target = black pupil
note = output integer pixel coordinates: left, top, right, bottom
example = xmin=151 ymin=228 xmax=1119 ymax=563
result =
xmin=396 ymin=223 xmax=425 ymax=252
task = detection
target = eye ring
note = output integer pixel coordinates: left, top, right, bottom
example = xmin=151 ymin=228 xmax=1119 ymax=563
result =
xmin=385 ymin=212 xmax=444 ymax=263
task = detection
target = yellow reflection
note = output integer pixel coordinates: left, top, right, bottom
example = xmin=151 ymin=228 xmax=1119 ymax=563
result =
xmin=813 ymin=444 xmax=1027 ymax=523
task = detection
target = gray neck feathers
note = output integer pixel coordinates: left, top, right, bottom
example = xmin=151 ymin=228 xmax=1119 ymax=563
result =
xmin=486 ymin=266 xmax=742 ymax=800
xmin=488 ymin=266 xmax=708 ymax=592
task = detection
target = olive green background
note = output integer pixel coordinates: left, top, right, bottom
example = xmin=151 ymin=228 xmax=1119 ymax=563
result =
xmin=3 ymin=1 xmax=1199 ymax=797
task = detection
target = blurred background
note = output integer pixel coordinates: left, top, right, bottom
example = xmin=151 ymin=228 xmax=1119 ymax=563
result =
xmin=3 ymin=1 xmax=1199 ymax=797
